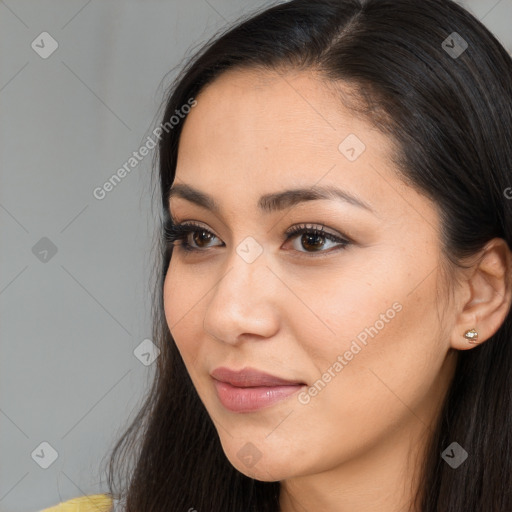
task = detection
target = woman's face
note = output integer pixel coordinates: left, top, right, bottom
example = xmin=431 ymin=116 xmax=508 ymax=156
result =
xmin=163 ymin=68 xmax=458 ymax=483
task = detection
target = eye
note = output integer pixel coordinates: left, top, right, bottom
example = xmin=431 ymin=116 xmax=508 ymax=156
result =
xmin=164 ymin=220 xmax=351 ymax=256
xmin=283 ymin=223 xmax=350 ymax=255
xmin=164 ymin=221 xmax=222 ymax=252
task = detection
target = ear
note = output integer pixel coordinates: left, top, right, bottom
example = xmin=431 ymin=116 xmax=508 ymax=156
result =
xmin=450 ymin=238 xmax=512 ymax=351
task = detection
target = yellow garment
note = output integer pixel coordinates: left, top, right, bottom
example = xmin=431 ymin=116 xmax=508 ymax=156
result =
xmin=40 ymin=494 xmax=113 ymax=512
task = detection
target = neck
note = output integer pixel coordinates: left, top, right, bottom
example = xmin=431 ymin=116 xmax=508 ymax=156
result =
xmin=279 ymin=417 xmax=429 ymax=512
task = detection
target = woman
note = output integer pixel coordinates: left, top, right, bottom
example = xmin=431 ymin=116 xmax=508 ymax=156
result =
xmin=42 ymin=0 xmax=512 ymax=510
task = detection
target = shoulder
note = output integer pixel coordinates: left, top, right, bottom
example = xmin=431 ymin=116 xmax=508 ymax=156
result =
xmin=40 ymin=494 xmax=114 ymax=512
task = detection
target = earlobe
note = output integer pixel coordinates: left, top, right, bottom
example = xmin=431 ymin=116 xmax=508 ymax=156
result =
xmin=449 ymin=238 xmax=512 ymax=351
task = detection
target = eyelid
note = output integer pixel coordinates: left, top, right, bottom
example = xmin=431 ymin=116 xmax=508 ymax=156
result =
xmin=168 ymin=217 xmax=350 ymax=242
xmin=171 ymin=219 xmax=223 ymax=243
xmin=285 ymin=222 xmax=349 ymax=240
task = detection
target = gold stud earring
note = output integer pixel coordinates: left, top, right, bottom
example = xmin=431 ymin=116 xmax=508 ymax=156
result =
xmin=464 ymin=328 xmax=479 ymax=344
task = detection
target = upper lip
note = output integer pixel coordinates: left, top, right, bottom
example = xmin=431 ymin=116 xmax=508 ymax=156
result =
xmin=211 ymin=366 xmax=305 ymax=387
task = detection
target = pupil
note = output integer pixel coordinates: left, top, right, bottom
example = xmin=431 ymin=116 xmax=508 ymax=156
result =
xmin=302 ymin=233 xmax=324 ymax=251
xmin=193 ymin=230 xmax=212 ymax=246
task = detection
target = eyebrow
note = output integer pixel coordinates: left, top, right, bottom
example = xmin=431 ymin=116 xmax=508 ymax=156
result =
xmin=168 ymin=183 xmax=375 ymax=215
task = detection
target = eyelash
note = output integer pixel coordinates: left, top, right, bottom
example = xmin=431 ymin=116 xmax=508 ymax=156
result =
xmin=163 ymin=220 xmax=351 ymax=257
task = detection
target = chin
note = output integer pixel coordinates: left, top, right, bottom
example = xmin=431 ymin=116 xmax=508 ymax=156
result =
xmin=220 ymin=443 xmax=299 ymax=482
xmin=229 ymin=459 xmax=292 ymax=482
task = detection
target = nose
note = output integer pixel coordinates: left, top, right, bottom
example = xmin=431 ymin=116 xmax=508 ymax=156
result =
xmin=202 ymin=247 xmax=281 ymax=345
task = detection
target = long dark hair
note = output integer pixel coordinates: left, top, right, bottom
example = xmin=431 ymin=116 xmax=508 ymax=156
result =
xmin=103 ymin=0 xmax=512 ymax=510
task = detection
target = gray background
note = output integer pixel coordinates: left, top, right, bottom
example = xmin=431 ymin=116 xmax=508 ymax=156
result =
xmin=0 ymin=1 xmax=510 ymax=511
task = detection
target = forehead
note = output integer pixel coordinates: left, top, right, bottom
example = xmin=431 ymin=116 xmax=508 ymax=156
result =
xmin=179 ymin=67 xmax=381 ymax=152
xmin=172 ymin=67 xmax=436 ymax=230
xmin=177 ymin=69 xmax=386 ymax=179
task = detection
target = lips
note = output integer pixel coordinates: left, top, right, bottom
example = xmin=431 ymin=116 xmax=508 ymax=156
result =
xmin=210 ymin=366 xmax=305 ymax=387
xmin=210 ymin=367 xmax=306 ymax=412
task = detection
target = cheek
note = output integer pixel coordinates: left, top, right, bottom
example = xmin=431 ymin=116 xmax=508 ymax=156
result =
xmin=280 ymin=259 xmax=403 ymax=366
xmin=298 ymin=264 xmax=446 ymax=440
xmin=287 ymin=256 xmax=445 ymax=418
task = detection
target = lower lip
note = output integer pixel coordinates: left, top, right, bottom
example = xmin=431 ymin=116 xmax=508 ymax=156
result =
xmin=213 ymin=380 xmax=305 ymax=412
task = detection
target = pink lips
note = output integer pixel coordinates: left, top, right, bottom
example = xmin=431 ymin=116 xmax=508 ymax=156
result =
xmin=211 ymin=367 xmax=306 ymax=412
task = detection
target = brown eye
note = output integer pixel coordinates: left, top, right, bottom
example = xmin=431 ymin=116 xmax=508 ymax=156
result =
xmin=298 ymin=232 xmax=328 ymax=252
xmin=191 ymin=229 xmax=216 ymax=248
xmin=164 ymin=221 xmax=222 ymax=252
xmin=284 ymin=224 xmax=350 ymax=255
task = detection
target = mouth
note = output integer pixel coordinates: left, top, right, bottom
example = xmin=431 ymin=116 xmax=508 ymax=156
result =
xmin=210 ymin=366 xmax=307 ymax=413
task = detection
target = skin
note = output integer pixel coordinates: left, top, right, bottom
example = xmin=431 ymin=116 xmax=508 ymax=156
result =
xmin=163 ymin=67 xmax=512 ymax=512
